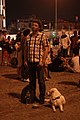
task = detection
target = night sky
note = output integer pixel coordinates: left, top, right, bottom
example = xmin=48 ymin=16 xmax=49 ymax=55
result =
xmin=6 ymin=0 xmax=80 ymax=26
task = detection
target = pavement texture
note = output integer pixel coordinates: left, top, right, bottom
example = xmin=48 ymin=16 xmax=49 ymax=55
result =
xmin=0 ymin=65 xmax=80 ymax=120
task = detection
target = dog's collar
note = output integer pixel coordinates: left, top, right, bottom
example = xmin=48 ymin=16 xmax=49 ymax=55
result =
xmin=52 ymin=95 xmax=61 ymax=100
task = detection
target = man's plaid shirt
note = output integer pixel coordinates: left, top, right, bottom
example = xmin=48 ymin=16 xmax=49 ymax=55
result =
xmin=25 ymin=32 xmax=49 ymax=63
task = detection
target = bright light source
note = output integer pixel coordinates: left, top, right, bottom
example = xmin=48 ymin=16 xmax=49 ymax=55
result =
xmin=6 ymin=34 xmax=16 ymax=40
xmin=52 ymin=32 xmax=56 ymax=38
xmin=44 ymin=24 xmax=47 ymax=27
xmin=0 ymin=47 xmax=2 ymax=50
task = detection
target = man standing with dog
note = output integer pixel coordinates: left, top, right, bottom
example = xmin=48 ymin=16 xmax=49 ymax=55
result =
xmin=24 ymin=19 xmax=49 ymax=105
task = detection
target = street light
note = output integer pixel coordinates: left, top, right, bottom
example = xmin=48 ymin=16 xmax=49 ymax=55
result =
xmin=55 ymin=0 xmax=57 ymax=34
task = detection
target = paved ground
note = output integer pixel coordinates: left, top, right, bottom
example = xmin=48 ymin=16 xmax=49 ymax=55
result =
xmin=0 ymin=65 xmax=80 ymax=120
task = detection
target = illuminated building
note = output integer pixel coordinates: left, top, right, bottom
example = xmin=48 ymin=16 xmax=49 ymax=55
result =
xmin=0 ymin=0 xmax=6 ymax=30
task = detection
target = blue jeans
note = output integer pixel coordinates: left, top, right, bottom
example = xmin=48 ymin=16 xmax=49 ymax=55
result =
xmin=28 ymin=61 xmax=46 ymax=103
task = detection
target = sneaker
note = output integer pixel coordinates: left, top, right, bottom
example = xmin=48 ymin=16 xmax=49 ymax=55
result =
xmin=39 ymin=96 xmax=44 ymax=104
xmin=22 ymin=78 xmax=30 ymax=82
xmin=32 ymin=103 xmax=40 ymax=108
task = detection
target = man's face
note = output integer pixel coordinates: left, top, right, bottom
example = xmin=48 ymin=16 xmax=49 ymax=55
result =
xmin=32 ymin=22 xmax=39 ymax=32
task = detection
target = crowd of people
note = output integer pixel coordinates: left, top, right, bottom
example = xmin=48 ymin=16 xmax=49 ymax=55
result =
xmin=0 ymin=19 xmax=80 ymax=106
xmin=50 ymin=29 xmax=80 ymax=73
xmin=0 ymin=30 xmax=17 ymax=65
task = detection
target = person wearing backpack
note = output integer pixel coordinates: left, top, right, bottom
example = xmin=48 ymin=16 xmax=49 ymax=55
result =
xmin=15 ymin=29 xmax=30 ymax=81
xmin=21 ymin=28 xmax=30 ymax=82
xmin=70 ymin=30 xmax=79 ymax=57
xmin=24 ymin=19 xmax=49 ymax=105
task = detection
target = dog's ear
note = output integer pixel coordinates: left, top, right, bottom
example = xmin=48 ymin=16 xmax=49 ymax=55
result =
xmin=49 ymin=89 xmax=54 ymax=93
xmin=48 ymin=90 xmax=53 ymax=95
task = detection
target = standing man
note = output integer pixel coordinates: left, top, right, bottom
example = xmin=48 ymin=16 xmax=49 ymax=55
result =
xmin=0 ymin=30 xmax=5 ymax=65
xmin=24 ymin=19 xmax=49 ymax=104
xmin=60 ymin=30 xmax=71 ymax=57
xmin=70 ymin=30 xmax=79 ymax=57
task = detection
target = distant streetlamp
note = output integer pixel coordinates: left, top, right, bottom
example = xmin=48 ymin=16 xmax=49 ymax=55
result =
xmin=55 ymin=0 xmax=57 ymax=34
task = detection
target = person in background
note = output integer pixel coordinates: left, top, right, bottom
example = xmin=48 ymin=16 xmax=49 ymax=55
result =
xmin=3 ymin=36 xmax=11 ymax=65
xmin=15 ymin=29 xmax=30 ymax=81
xmin=24 ymin=19 xmax=49 ymax=104
xmin=60 ymin=30 xmax=71 ymax=57
xmin=44 ymin=40 xmax=52 ymax=81
xmin=15 ymin=32 xmax=23 ymax=80
xmin=21 ymin=28 xmax=30 ymax=82
xmin=71 ymin=50 xmax=80 ymax=73
xmin=0 ymin=30 xmax=5 ymax=65
xmin=70 ymin=30 xmax=79 ymax=57
xmin=78 ymin=30 xmax=80 ymax=65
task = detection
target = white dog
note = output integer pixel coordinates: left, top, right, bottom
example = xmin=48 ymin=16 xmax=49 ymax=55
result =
xmin=47 ymin=88 xmax=66 ymax=112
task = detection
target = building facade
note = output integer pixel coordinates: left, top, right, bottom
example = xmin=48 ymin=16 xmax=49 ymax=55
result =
xmin=0 ymin=0 xmax=6 ymax=30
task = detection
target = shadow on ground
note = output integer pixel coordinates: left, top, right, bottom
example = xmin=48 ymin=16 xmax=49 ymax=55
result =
xmin=58 ymin=81 xmax=79 ymax=87
xmin=2 ymin=74 xmax=18 ymax=80
xmin=8 ymin=92 xmax=21 ymax=99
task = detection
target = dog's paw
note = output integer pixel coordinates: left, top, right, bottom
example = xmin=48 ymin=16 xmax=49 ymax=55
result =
xmin=44 ymin=98 xmax=50 ymax=102
xmin=59 ymin=104 xmax=64 ymax=112
xmin=60 ymin=107 xmax=64 ymax=112
xmin=53 ymin=110 xmax=56 ymax=112
xmin=52 ymin=106 xmax=56 ymax=112
xmin=60 ymin=109 xmax=64 ymax=112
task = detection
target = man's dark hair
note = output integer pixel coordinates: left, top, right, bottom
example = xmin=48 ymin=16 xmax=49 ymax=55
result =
xmin=32 ymin=19 xmax=43 ymax=31
xmin=74 ymin=30 xmax=77 ymax=36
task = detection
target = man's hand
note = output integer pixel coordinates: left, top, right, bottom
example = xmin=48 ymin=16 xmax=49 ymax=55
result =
xmin=38 ymin=60 xmax=45 ymax=67
xmin=24 ymin=61 xmax=28 ymax=67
